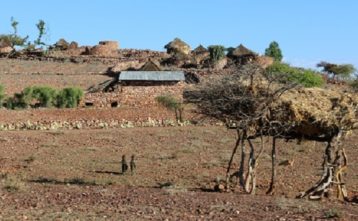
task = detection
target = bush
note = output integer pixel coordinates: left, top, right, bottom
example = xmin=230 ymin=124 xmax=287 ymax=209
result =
xmin=5 ymin=93 xmax=29 ymax=109
xmin=156 ymin=95 xmax=184 ymax=122
xmin=0 ymin=85 xmax=5 ymax=107
xmin=3 ymin=86 xmax=83 ymax=109
xmin=266 ymin=62 xmax=324 ymax=87
xmin=31 ymin=86 xmax=57 ymax=107
xmin=55 ymin=87 xmax=83 ymax=108
xmin=208 ymin=45 xmax=226 ymax=63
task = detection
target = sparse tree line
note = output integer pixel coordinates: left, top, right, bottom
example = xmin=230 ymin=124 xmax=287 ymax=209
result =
xmin=0 ymin=85 xmax=83 ymax=109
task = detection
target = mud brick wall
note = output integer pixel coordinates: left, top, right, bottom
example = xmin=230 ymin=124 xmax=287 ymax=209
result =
xmin=84 ymin=82 xmax=185 ymax=107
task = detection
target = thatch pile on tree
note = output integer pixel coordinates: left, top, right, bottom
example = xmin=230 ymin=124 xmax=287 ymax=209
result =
xmin=184 ymin=64 xmax=357 ymax=200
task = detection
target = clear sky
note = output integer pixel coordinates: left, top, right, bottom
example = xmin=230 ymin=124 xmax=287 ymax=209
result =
xmin=1 ymin=0 xmax=357 ymax=69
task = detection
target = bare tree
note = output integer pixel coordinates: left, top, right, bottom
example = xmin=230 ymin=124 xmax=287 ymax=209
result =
xmin=184 ymin=64 xmax=354 ymax=200
xmin=184 ymin=64 xmax=297 ymax=194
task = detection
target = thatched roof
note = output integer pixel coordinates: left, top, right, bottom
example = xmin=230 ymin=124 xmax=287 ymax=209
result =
xmin=230 ymin=44 xmax=257 ymax=57
xmin=164 ymin=38 xmax=191 ymax=55
xmin=184 ymin=67 xmax=358 ymax=140
xmin=192 ymin=45 xmax=208 ymax=54
xmin=275 ymin=88 xmax=358 ymax=138
xmin=140 ymin=60 xmax=162 ymax=71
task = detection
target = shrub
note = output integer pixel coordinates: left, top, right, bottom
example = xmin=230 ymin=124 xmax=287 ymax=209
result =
xmin=156 ymin=95 xmax=184 ymax=122
xmin=31 ymin=86 xmax=57 ymax=107
xmin=5 ymin=92 xmax=31 ymax=109
xmin=55 ymin=87 xmax=83 ymax=108
xmin=0 ymin=85 xmax=5 ymax=107
xmin=208 ymin=45 xmax=226 ymax=63
xmin=266 ymin=62 xmax=324 ymax=87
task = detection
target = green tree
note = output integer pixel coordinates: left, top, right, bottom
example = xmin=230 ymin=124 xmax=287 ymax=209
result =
xmin=0 ymin=17 xmax=28 ymax=48
xmin=266 ymin=62 xmax=324 ymax=87
xmin=34 ymin=19 xmax=47 ymax=46
xmin=10 ymin=17 xmax=19 ymax=35
xmin=265 ymin=41 xmax=283 ymax=62
xmin=317 ymin=62 xmax=356 ymax=80
xmin=208 ymin=45 xmax=226 ymax=63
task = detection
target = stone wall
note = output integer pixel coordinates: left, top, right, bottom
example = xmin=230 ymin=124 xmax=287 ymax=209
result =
xmin=84 ymin=82 xmax=185 ymax=107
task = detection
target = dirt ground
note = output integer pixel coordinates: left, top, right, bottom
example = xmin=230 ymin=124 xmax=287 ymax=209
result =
xmin=0 ymin=58 xmax=111 ymax=94
xmin=0 ymin=126 xmax=357 ymax=220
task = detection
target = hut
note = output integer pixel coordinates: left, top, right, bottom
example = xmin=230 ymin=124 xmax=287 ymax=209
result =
xmin=164 ymin=38 xmax=191 ymax=55
xmin=228 ymin=44 xmax=257 ymax=64
xmin=192 ymin=45 xmax=210 ymax=65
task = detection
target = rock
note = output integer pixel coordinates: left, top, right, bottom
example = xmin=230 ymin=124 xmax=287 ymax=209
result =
xmin=0 ymin=46 xmax=13 ymax=54
xmin=255 ymin=56 xmax=274 ymax=69
xmin=213 ymin=58 xmax=228 ymax=70
xmin=111 ymin=60 xmax=142 ymax=72
xmin=68 ymin=41 xmax=78 ymax=50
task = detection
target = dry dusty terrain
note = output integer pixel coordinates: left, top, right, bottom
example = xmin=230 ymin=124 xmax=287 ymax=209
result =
xmin=0 ymin=126 xmax=357 ymax=220
xmin=0 ymin=58 xmax=111 ymax=94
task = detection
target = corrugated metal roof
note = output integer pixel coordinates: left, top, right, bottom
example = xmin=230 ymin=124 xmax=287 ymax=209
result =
xmin=119 ymin=71 xmax=185 ymax=81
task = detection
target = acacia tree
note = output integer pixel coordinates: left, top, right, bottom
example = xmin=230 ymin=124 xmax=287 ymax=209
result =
xmin=184 ymin=64 xmax=297 ymax=194
xmin=184 ymin=64 xmax=352 ymax=200
xmin=317 ymin=62 xmax=356 ymax=80
xmin=265 ymin=41 xmax=283 ymax=62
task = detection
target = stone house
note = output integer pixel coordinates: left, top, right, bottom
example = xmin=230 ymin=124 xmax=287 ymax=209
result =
xmin=84 ymin=70 xmax=186 ymax=108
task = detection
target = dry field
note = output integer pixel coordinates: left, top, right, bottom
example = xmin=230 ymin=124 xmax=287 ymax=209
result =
xmin=0 ymin=57 xmax=357 ymax=220
xmin=0 ymin=126 xmax=357 ymax=220
xmin=0 ymin=58 xmax=111 ymax=94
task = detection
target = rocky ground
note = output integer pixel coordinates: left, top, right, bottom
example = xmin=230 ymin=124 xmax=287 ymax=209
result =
xmin=0 ymin=55 xmax=357 ymax=220
xmin=0 ymin=126 xmax=357 ymax=220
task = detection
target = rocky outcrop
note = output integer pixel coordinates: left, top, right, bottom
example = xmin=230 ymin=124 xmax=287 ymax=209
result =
xmin=89 ymin=41 xmax=119 ymax=57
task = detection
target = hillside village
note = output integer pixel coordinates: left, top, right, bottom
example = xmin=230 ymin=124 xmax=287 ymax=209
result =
xmin=1 ymin=37 xmax=275 ymax=108
xmin=1 ymin=33 xmax=358 ymax=219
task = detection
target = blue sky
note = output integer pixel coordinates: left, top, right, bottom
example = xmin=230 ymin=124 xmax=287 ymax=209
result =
xmin=1 ymin=0 xmax=357 ymax=69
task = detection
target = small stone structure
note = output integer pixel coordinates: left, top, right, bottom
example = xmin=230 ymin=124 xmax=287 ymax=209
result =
xmin=192 ymin=45 xmax=210 ymax=65
xmin=84 ymin=70 xmax=186 ymax=107
xmin=89 ymin=41 xmax=119 ymax=57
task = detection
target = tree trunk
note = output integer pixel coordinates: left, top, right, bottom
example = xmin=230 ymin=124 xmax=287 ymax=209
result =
xmin=237 ymin=130 xmax=247 ymax=187
xmin=267 ymin=137 xmax=277 ymax=195
xmin=245 ymin=138 xmax=255 ymax=193
xmin=225 ymin=129 xmax=242 ymax=189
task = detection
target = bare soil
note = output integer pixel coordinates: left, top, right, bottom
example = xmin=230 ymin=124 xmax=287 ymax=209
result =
xmin=0 ymin=126 xmax=357 ymax=220
xmin=0 ymin=57 xmax=357 ymax=220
